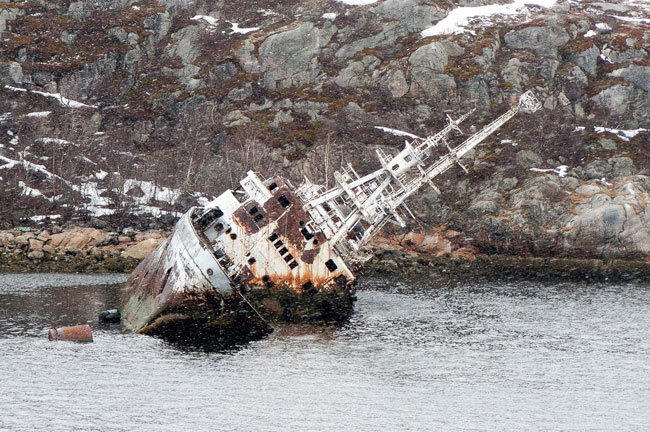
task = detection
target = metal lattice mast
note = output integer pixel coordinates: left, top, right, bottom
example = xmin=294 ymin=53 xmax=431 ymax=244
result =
xmin=297 ymin=91 xmax=542 ymax=261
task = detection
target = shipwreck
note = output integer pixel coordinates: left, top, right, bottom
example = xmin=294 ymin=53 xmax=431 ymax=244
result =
xmin=121 ymin=91 xmax=542 ymax=344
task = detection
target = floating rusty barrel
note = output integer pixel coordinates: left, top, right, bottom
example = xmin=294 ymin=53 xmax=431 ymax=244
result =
xmin=48 ymin=324 xmax=93 ymax=342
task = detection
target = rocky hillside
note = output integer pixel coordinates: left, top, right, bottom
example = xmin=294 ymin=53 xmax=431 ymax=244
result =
xmin=0 ymin=0 xmax=649 ymax=259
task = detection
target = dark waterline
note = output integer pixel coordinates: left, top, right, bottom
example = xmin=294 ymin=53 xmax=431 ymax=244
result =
xmin=0 ymin=273 xmax=648 ymax=431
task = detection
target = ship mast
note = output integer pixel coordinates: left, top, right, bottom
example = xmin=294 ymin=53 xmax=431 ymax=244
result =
xmin=296 ymin=91 xmax=542 ymax=264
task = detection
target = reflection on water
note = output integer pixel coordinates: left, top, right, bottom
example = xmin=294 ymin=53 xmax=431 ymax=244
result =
xmin=0 ymin=272 xmax=648 ymax=431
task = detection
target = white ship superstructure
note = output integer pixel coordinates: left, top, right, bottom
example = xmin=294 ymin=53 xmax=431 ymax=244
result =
xmin=121 ymin=91 xmax=541 ymax=341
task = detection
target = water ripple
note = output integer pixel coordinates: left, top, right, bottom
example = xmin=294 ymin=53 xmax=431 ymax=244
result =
xmin=0 ymin=273 xmax=648 ymax=431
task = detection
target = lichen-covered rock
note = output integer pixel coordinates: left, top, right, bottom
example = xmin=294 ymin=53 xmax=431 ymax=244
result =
xmin=258 ymin=23 xmax=335 ymax=89
xmin=376 ymin=68 xmax=409 ymax=98
xmin=166 ymin=25 xmax=201 ymax=64
xmin=335 ymin=56 xmax=380 ymax=88
xmin=591 ymin=84 xmax=634 ymax=115
xmin=566 ymin=188 xmax=650 ymax=256
xmin=504 ymin=25 xmax=570 ymax=58
xmin=0 ymin=62 xmax=24 ymax=86
xmin=335 ymin=22 xmax=406 ymax=60
xmin=409 ymin=42 xmax=448 ymax=73
xmin=370 ymin=0 xmax=443 ymax=32
xmin=501 ymin=58 xmax=528 ymax=91
xmin=568 ymin=45 xmax=600 ymax=77
xmin=610 ymin=65 xmax=650 ymax=92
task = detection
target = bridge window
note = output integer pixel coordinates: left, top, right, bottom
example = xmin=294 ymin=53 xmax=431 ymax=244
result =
xmin=300 ymin=227 xmax=313 ymax=240
xmin=248 ymin=257 xmax=256 ymax=265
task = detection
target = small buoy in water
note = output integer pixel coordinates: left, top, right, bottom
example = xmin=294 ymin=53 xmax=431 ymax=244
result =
xmin=98 ymin=309 xmax=121 ymax=323
xmin=48 ymin=324 xmax=93 ymax=342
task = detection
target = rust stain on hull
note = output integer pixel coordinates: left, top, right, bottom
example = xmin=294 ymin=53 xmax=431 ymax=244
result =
xmin=120 ymin=92 xmax=541 ymax=343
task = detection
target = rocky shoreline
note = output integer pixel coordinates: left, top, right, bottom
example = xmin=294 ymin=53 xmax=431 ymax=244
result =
xmin=367 ymin=251 xmax=650 ymax=283
xmin=1 ymin=225 xmax=648 ymax=283
xmin=0 ymin=226 xmax=168 ymax=273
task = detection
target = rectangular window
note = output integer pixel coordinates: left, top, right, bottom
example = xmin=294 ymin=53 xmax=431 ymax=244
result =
xmin=254 ymin=213 xmax=264 ymax=222
xmin=274 ymin=240 xmax=283 ymax=248
xmin=288 ymin=261 xmax=299 ymax=270
xmin=283 ymin=254 xmax=294 ymax=263
xmin=300 ymin=227 xmax=314 ymax=240
xmin=278 ymin=247 xmax=288 ymax=255
xmin=269 ymin=233 xmax=278 ymax=242
xmin=325 ymin=259 xmax=338 ymax=272
xmin=278 ymin=195 xmax=290 ymax=207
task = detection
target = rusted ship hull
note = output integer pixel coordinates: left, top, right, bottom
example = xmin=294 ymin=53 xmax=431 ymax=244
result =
xmin=121 ymin=174 xmax=358 ymax=343
xmin=121 ymin=91 xmax=541 ymax=344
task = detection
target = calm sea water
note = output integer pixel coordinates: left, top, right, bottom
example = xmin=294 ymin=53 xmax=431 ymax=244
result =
xmin=0 ymin=272 xmax=648 ymax=431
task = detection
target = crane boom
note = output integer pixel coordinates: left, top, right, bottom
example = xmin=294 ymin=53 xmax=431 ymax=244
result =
xmin=295 ymin=91 xmax=542 ymax=263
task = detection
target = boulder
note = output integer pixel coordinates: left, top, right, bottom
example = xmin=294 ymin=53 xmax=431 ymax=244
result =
xmin=0 ymin=61 xmax=24 ymax=86
xmin=335 ymin=21 xmax=406 ymax=60
xmin=271 ymin=110 xmax=293 ymax=127
xmin=58 ymin=53 xmax=118 ymax=101
xmin=378 ymin=68 xmax=409 ymax=98
xmin=504 ymin=25 xmax=570 ymax=58
xmin=29 ymin=239 xmax=44 ymax=252
xmin=166 ymin=25 xmax=201 ymax=64
xmin=409 ymin=71 xmax=456 ymax=102
xmin=501 ymin=58 xmax=528 ymax=91
xmin=565 ymin=176 xmax=650 ymax=256
xmin=609 ymin=65 xmax=650 ymax=92
xmin=591 ymin=85 xmax=633 ymax=115
xmin=516 ymin=150 xmax=543 ymax=168
xmin=335 ymin=56 xmax=380 ymax=88
xmin=121 ymin=238 xmax=163 ymax=260
xmin=118 ymin=235 xmax=132 ymax=243
xmin=609 ymin=157 xmax=636 ymax=178
xmin=234 ymin=40 xmax=262 ymax=74
xmin=27 ymin=250 xmax=44 ymax=260
xmin=371 ymin=0 xmax=444 ymax=32
xmin=568 ymin=45 xmax=600 ymax=77
xmin=49 ymin=228 xmax=110 ymax=251
xmin=13 ymin=235 xmax=29 ymax=247
xmin=409 ymin=42 xmax=448 ymax=73
xmin=584 ymin=159 xmax=611 ymax=180
xmin=258 ymin=23 xmax=335 ymax=89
